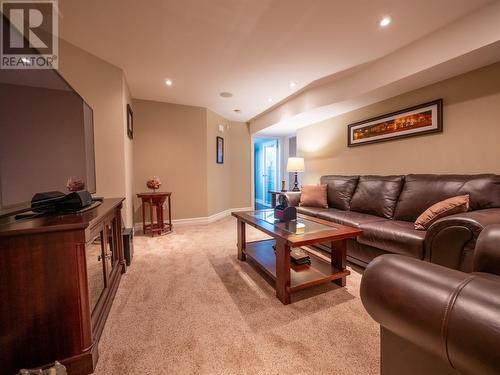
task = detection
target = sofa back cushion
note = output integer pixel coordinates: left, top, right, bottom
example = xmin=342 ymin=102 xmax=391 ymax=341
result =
xmin=394 ymin=174 xmax=500 ymax=222
xmin=320 ymin=175 xmax=359 ymax=210
xmin=350 ymin=175 xmax=404 ymax=219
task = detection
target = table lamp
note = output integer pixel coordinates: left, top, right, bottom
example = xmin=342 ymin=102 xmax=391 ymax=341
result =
xmin=287 ymin=157 xmax=305 ymax=192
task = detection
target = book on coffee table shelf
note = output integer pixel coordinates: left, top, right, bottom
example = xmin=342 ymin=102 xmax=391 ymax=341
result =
xmin=272 ymin=245 xmax=311 ymax=266
xmin=291 ymin=248 xmax=311 ymax=265
xmin=273 ymin=245 xmax=311 ymax=271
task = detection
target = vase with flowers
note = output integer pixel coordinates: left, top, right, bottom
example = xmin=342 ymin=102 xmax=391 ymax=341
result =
xmin=66 ymin=177 xmax=85 ymax=192
xmin=146 ymin=176 xmax=161 ymax=192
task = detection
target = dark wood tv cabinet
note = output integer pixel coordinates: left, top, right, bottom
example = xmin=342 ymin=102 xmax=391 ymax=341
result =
xmin=0 ymin=198 xmax=126 ymax=375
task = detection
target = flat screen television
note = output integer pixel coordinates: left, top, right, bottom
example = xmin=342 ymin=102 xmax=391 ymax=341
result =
xmin=0 ymin=65 xmax=96 ymax=217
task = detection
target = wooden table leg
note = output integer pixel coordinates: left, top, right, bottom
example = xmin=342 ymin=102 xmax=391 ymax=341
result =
xmin=237 ymin=220 xmax=246 ymax=261
xmin=161 ymin=202 xmax=165 ymax=231
xmin=149 ymin=199 xmax=154 ymax=237
xmin=271 ymin=193 xmax=277 ymax=208
xmin=168 ymin=195 xmax=172 ymax=230
xmin=156 ymin=200 xmax=164 ymax=232
xmin=331 ymin=239 xmax=347 ymax=287
xmin=275 ymin=239 xmax=291 ymax=304
xmin=141 ymin=199 xmax=146 ymax=234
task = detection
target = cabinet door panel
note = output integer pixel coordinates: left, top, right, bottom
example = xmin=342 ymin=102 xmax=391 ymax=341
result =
xmin=86 ymin=232 xmax=105 ymax=314
xmin=104 ymin=220 xmax=116 ymax=282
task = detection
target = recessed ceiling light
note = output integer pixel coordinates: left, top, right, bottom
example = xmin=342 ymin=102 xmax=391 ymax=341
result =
xmin=220 ymin=92 xmax=233 ymax=98
xmin=267 ymin=97 xmax=273 ymax=102
xmin=233 ymin=109 xmax=241 ymax=113
xmin=289 ymin=81 xmax=296 ymax=88
xmin=379 ymin=16 xmax=392 ymax=27
xmin=165 ymin=79 xmax=173 ymax=86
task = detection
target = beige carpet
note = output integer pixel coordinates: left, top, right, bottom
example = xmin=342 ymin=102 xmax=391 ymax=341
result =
xmin=95 ymin=217 xmax=379 ymax=375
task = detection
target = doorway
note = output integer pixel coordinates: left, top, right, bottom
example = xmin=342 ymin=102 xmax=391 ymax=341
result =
xmin=254 ymin=138 xmax=278 ymax=210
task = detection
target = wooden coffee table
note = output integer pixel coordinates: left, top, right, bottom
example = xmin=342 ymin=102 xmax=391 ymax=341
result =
xmin=232 ymin=210 xmax=362 ymax=304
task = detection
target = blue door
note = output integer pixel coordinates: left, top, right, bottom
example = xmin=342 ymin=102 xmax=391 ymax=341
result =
xmin=254 ymin=138 xmax=278 ymax=209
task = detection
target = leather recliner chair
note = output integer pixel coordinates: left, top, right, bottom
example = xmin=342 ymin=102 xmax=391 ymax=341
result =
xmin=360 ymin=224 xmax=500 ymax=375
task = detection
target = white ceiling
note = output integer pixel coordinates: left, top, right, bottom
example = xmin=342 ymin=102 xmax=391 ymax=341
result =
xmin=58 ymin=0 xmax=492 ymax=122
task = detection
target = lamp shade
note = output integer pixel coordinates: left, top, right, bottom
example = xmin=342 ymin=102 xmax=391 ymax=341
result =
xmin=287 ymin=157 xmax=305 ymax=172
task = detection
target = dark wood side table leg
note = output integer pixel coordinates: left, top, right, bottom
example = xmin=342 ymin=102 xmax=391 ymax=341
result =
xmin=331 ymin=239 xmax=347 ymax=287
xmin=168 ymin=195 xmax=172 ymax=230
xmin=161 ymin=201 xmax=165 ymax=231
xmin=149 ymin=199 xmax=154 ymax=237
xmin=275 ymin=239 xmax=291 ymax=304
xmin=271 ymin=193 xmax=277 ymax=208
xmin=237 ymin=220 xmax=246 ymax=261
xmin=156 ymin=200 xmax=164 ymax=232
xmin=141 ymin=199 xmax=146 ymax=234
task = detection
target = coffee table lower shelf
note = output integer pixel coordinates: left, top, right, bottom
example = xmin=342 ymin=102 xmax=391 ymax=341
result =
xmin=244 ymin=239 xmax=350 ymax=293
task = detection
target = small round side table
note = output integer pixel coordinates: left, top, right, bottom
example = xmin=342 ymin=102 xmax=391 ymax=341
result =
xmin=137 ymin=192 xmax=172 ymax=237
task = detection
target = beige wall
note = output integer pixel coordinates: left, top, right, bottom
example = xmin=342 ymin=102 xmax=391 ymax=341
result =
xmin=206 ymin=110 xmax=231 ymax=216
xmin=122 ymin=76 xmax=134 ymax=228
xmin=229 ymin=122 xmax=252 ymax=209
xmin=206 ymin=110 xmax=251 ymax=215
xmin=58 ymin=40 xmax=134 ymax=227
xmin=132 ymin=100 xmax=208 ymax=221
xmin=297 ymin=62 xmax=500 ymax=183
xmin=133 ymin=101 xmax=251 ymax=222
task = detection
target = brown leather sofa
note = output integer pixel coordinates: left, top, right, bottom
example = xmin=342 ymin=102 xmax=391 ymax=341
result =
xmin=360 ymin=225 xmax=500 ymax=375
xmin=285 ymin=174 xmax=500 ymax=271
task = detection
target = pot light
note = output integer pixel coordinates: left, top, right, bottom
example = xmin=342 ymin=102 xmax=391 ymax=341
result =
xmin=289 ymin=81 xmax=296 ymax=88
xmin=267 ymin=97 xmax=273 ymax=103
xmin=220 ymin=92 xmax=233 ymax=98
xmin=233 ymin=109 xmax=241 ymax=113
xmin=165 ymin=79 xmax=173 ymax=86
xmin=379 ymin=16 xmax=392 ymax=27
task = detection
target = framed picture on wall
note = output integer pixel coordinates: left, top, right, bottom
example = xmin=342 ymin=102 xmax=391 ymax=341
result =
xmin=216 ymin=136 xmax=224 ymax=164
xmin=347 ymin=99 xmax=443 ymax=147
xmin=127 ymin=104 xmax=133 ymax=139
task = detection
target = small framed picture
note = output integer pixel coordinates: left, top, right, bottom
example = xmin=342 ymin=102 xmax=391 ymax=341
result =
xmin=127 ymin=104 xmax=133 ymax=139
xmin=216 ymin=136 xmax=224 ymax=164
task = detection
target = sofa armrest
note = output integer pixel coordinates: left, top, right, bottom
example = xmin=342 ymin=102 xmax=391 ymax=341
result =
xmin=284 ymin=191 xmax=301 ymax=207
xmin=424 ymin=208 xmax=500 ymax=272
xmin=473 ymin=224 xmax=500 ymax=275
xmin=361 ymin=254 xmax=500 ymax=375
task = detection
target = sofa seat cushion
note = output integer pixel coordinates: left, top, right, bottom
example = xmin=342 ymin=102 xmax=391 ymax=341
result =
xmin=316 ymin=208 xmax=386 ymax=228
xmin=297 ymin=206 xmax=331 ymax=217
xmin=358 ymin=220 xmax=426 ymax=259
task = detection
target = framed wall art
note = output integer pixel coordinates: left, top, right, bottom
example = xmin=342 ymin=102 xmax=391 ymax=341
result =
xmin=216 ymin=136 xmax=224 ymax=164
xmin=348 ymin=99 xmax=443 ymax=147
xmin=127 ymin=104 xmax=134 ymax=139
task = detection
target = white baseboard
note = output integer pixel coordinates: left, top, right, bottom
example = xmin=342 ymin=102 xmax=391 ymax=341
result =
xmin=133 ymin=206 xmax=253 ymax=231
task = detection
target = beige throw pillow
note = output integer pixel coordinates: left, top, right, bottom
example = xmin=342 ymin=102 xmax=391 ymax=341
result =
xmin=299 ymin=184 xmax=328 ymax=208
xmin=414 ymin=195 xmax=470 ymax=230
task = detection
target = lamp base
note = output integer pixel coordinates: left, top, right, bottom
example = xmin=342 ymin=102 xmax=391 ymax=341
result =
xmin=292 ymin=172 xmax=300 ymax=191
